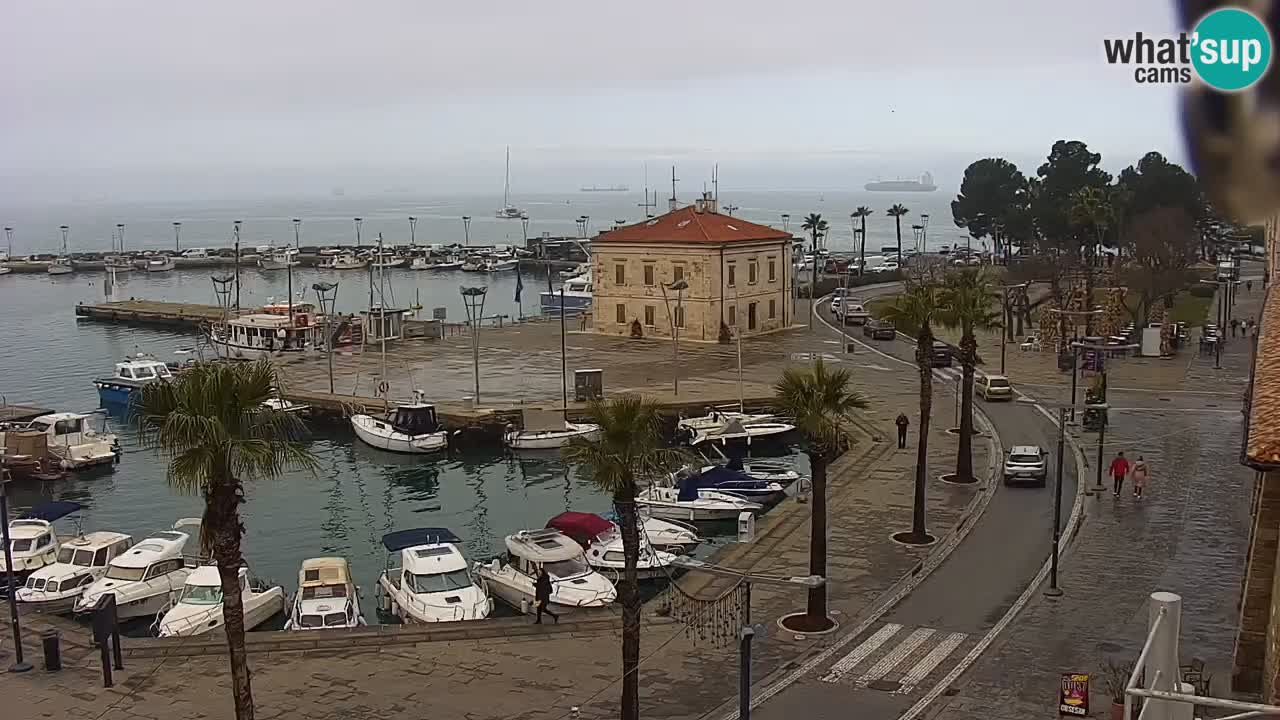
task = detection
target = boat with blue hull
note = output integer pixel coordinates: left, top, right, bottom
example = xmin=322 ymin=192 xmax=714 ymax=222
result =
xmin=539 ymin=272 xmax=592 ymax=314
xmin=92 ymin=354 xmax=175 ymax=406
xmin=674 ymin=465 xmax=784 ymax=499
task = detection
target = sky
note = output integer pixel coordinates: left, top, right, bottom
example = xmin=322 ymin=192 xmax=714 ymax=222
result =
xmin=0 ymin=0 xmax=1187 ymax=204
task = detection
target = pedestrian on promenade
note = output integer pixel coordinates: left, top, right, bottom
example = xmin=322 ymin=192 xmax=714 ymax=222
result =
xmin=1248 ymin=279 xmax=1254 ymax=292
xmin=1231 ymin=318 xmax=1239 ymax=337
xmin=1131 ymin=456 xmax=1149 ymax=499
xmin=1109 ymin=451 xmax=1130 ymax=498
xmin=534 ymin=567 xmax=558 ymax=624
xmin=895 ymin=413 xmax=909 ymax=449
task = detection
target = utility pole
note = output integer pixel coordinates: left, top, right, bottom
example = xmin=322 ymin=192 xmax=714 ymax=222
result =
xmin=1046 ymin=406 xmax=1066 ymax=597
xmin=1 ymin=469 xmax=32 ymax=673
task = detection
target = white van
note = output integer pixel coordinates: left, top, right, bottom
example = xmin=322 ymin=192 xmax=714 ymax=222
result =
xmin=181 ymin=248 xmax=209 ymax=258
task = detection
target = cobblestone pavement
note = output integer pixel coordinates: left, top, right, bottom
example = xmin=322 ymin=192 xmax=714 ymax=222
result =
xmin=926 ymin=281 xmax=1261 ymax=720
xmin=0 ymin=331 xmax=993 ymax=720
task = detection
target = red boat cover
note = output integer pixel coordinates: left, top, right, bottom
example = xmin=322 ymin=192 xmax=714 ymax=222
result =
xmin=546 ymin=511 xmax=613 ymax=546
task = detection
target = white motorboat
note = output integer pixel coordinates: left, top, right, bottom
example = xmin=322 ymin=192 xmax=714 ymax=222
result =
xmin=410 ymin=256 xmax=463 ymax=271
xmin=104 ymin=255 xmax=135 ymax=273
xmin=685 ymin=416 xmax=796 ymax=447
xmin=376 ymin=528 xmax=492 ymax=623
xmin=47 ymin=257 xmax=74 ymax=275
xmin=0 ymin=267 xmax=10 ymax=276
xmin=547 ymin=512 xmax=677 ymax=582
xmin=207 ymin=312 xmax=324 ymax=361
xmin=370 ymin=251 xmax=406 ymax=269
xmin=677 ymin=409 xmax=775 ymax=435
xmin=601 ymin=510 xmax=703 ymax=554
xmin=487 ymin=258 xmax=519 ymax=272
xmin=262 ymin=396 xmax=310 ymax=415
xmin=284 ymin=557 xmax=365 ymax=630
xmin=503 ymin=409 xmax=601 ymax=450
xmin=539 ymin=273 xmax=592 ymax=314
xmin=258 ymin=247 xmax=300 ymax=270
xmin=460 ymin=256 xmax=487 ymax=272
xmin=93 ymin=352 xmax=175 ymax=406
xmin=145 ymin=255 xmax=176 ymax=273
xmin=1 ymin=412 xmax=119 ymax=469
xmin=17 ymin=531 xmax=134 ymax=613
xmin=351 ymin=394 xmax=449 ymax=454
xmin=1 ymin=501 xmax=82 ymax=578
xmin=635 ymin=481 xmax=762 ymax=522
xmin=704 ymin=460 xmax=802 ymax=485
xmin=157 ymin=565 xmax=286 ymax=637
xmin=494 ymin=146 xmax=526 ymax=219
xmin=671 ymin=465 xmax=785 ymax=499
xmin=474 ymin=528 xmax=617 ymax=615
xmin=76 ymin=519 xmax=201 ymax=619
xmin=559 ymin=263 xmax=590 ymax=279
xmin=319 ymin=251 xmax=367 ymax=270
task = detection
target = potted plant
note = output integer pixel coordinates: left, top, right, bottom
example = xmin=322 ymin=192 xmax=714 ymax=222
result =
xmin=1103 ymin=659 xmax=1134 ymax=720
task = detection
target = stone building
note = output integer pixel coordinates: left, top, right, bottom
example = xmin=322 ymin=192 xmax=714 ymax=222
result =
xmin=590 ymin=195 xmax=793 ymax=341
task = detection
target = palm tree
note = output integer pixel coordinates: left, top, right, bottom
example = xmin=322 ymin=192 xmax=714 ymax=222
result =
xmin=561 ymin=395 xmax=687 ymax=720
xmin=883 ymin=280 xmax=942 ymax=544
xmin=801 ymin=213 xmax=828 ymax=327
xmin=887 ymin=204 xmax=909 ymax=266
xmin=852 ymin=206 xmax=873 ymax=276
xmin=135 ymin=361 xmax=315 ymax=720
xmin=774 ymin=359 xmax=867 ymax=630
xmin=938 ymin=269 xmax=1003 ymax=483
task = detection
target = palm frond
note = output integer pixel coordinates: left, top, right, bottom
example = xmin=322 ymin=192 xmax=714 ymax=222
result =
xmin=774 ymin=359 xmax=867 ymax=453
xmin=562 ymin=394 xmax=692 ymax=495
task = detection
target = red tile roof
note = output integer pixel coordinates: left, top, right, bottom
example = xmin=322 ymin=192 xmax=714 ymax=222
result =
xmin=1247 ymin=285 xmax=1280 ymax=467
xmin=593 ymin=206 xmax=792 ymax=245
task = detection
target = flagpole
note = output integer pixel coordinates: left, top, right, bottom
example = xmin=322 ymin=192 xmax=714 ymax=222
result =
xmin=515 ymin=261 xmax=525 ymax=320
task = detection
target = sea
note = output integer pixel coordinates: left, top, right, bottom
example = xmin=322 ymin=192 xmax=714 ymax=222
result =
xmin=0 ymin=188 xmax=955 ymax=615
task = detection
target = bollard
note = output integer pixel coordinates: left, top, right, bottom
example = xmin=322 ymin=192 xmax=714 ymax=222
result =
xmin=41 ymin=629 xmax=61 ymax=672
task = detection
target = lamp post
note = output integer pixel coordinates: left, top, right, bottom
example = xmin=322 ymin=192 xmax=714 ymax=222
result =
xmin=659 ymin=278 xmax=689 ymax=396
xmin=1046 ymin=307 xmax=1102 ymax=422
xmin=408 ymin=216 xmax=417 ymax=248
xmin=911 ymin=225 xmax=923 ymax=255
xmin=781 ymin=213 xmax=790 ymax=234
xmin=1200 ymin=278 xmax=1237 ymax=369
xmin=3 ymin=227 xmax=11 ymax=258
xmin=116 ymin=223 xmax=125 ymax=253
xmin=289 ymin=219 xmax=301 ymax=326
xmin=233 ymin=220 xmax=242 ymax=313
xmin=312 ymin=281 xmax=339 ymax=393
xmin=1 ymin=469 xmax=32 ymax=673
xmin=173 ymin=222 xmax=182 ymax=254
xmin=1069 ymin=340 xmax=1136 ymax=496
xmin=353 ymin=217 xmax=362 ymax=248
xmin=921 ymin=213 xmax=929 ymax=253
xmin=462 ymin=216 xmax=471 ymax=246
xmin=460 ymin=286 xmax=488 ymax=403
xmin=521 ymin=215 xmax=530 ymax=249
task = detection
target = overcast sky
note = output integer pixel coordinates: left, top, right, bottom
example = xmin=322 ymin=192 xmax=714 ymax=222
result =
xmin=0 ymin=0 xmax=1185 ymax=203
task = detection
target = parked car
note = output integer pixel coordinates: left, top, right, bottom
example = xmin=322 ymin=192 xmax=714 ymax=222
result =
xmin=872 ymin=261 xmax=900 ymax=274
xmin=841 ymin=302 xmax=871 ymax=326
xmin=1003 ymin=445 xmax=1048 ymax=486
xmin=975 ymin=374 xmax=1014 ymax=401
xmin=929 ymin=341 xmax=952 ymax=368
xmin=863 ymin=319 xmax=896 ymax=340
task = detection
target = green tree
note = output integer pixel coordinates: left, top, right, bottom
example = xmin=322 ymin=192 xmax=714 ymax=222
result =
xmin=883 ymin=280 xmax=943 ymax=544
xmin=887 ymin=205 xmax=909 ymax=265
xmin=937 ymin=269 xmax=1003 ymax=483
xmin=1070 ymin=186 xmax=1113 ymax=334
xmin=774 ymin=359 xmax=867 ymax=630
xmin=950 ymin=158 xmax=1029 ymax=259
xmin=801 ymin=213 xmax=828 ymax=326
xmin=561 ymin=395 xmax=687 ymax=720
xmin=136 ymin=361 xmax=316 ymax=720
xmin=852 ymin=206 xmax=873 ymax=276
xmin=1032 ymin=140 xmax=1113 ymax=258
xmin=1119 ymin=206 xmax=1200 ymax=328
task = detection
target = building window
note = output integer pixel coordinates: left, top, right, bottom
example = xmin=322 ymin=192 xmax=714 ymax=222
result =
xmin=727 ymin=263 xmax=736 ymax=287
xmin=644 ymin=305 xmax=655 ymax=326
xmin=769 ymin=299 xmax=777 ymax=319
xmin=616 ymin=304 xmax=626 ymax=324
xmin=643 ymin=264 xmax=655 ymax=287
xmin=615 ymin=264 xmax=626 ymax=285
xmin=748 ymin=303 xmax=757 ymax=330
xmin=748 ymin=261 xmax=758 ymax=284
xmin=673 ymin=264 xmax=685 ymax=283
xmin=768 ymin=259 xmax=777 ymax=282
xmin=728 ymin=305 xmax=736 ymax=326
xmin=674 ymin=306 xmax=685 ymax=328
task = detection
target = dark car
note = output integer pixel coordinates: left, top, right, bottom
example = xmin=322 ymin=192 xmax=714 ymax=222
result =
xmin=863 ymin=319 xmax=896 ymax=340
xmin=929 ymin=341 xmax=952 ymax=368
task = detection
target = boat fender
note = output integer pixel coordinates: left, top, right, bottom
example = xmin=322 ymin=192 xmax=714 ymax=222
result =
xmin=377 ymin=381 xmax=389 ymax=396
xmin=520 ymin=597 xmax=530 ymax=615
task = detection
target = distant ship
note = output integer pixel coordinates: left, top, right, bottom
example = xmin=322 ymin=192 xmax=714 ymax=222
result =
xmin=580 ymin=185 xmax=630 ymax=192
xmin=865 ymin=172 xmax=937 ymax=192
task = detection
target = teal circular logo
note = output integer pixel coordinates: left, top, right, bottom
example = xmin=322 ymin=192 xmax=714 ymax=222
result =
xmin=1192 ymin=8 xmax=1272 ymax=91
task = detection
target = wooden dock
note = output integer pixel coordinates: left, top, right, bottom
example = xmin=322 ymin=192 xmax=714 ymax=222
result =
xmin=0 ymin=403 xmax=54 ymax=424
xmin=75 ymin=300 xmax=227 ymax=331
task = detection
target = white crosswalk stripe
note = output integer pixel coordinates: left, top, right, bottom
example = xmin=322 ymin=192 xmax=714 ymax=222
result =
xmin=818 ymin=623 xmax=969 ymax=693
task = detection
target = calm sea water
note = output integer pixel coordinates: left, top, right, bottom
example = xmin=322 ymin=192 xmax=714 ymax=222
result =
xmin=0 ymin=188 xmax=944 ymax=608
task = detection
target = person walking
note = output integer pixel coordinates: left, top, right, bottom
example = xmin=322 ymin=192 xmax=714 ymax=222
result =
xmin=1231 ymin=318 xmax=1239 ymax=337
xmin=1247 ymin=279 xmax=1254 ymax=293
xmin=534 ymin=567 xmax=558 ymax=624
xmin=1109 ymin=451 xmax=1130 ymax=498
xmin=895 ymin=413 xmax=910 ymax=449
xmin=1131 ymin=456 xmax=1150 ymax=499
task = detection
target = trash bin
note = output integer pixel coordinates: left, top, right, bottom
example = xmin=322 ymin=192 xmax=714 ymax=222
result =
xmin=42 ymin=629 xmax=61 ymax=672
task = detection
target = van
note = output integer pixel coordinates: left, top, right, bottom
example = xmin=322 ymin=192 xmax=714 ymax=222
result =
xmin=929 ymin=341 xmax=952 ymax=368
xmin=180 ymin=248 xmax=209 ymax=258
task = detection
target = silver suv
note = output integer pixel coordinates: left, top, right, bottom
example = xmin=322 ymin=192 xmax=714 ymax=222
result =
xmin=1003 ymin=445 xmax=1047 ymax=487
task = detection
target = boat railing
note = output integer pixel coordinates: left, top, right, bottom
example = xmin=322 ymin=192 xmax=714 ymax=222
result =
xmin=400 ymin=588 xmax=489 ymax=621
xmin=154 ymin=603 xmax=222 ymax=637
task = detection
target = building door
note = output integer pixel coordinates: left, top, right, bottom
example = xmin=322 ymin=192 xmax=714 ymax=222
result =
xmin=748 ymin=303 xmax=757 ymax=331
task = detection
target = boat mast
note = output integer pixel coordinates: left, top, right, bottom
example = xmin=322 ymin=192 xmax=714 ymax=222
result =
xmin=504 ymin=146 xmax=511 ymax=208
xmin=290 ymin=218 xmax=300 ymax=328
xmin=560 ymin=288 xmax=568 ymax=412
xmin=377 ymin=233 xmax=387 ymax=391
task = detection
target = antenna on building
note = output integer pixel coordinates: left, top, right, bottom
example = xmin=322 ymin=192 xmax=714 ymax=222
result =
xmin=669 ymin=166 xmax=680 ymax=212
xmin=639 ymin=163 xmax=657 ymax=217
xmin=713 ymin=163 xmax=719 ymax=202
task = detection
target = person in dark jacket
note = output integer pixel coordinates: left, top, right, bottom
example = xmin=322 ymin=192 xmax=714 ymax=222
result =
xmin=895 ymin=413 xmax=910 ymax=449
xmin=534 ymin=567 xmax=558 ymax=624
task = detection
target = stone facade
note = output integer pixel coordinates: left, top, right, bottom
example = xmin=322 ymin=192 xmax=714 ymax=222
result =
xmin=1235 ymin=470 xmax=1280 ymax=697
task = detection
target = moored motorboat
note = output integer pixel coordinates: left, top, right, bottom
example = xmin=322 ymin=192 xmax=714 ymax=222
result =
xmin=708 ymin=453 xmax=804 ymax=485
xmin=370 ymin=251 xmax=406 ymax=269
xmin=318 ymin=251 xmax=367 ymax=270
xmin=1 ymin=501 xmax=82 ymax=582
xmin=473 ymin=528 xmax=616 ymax=615
xmin=546 ymin=512 xmax=677 ymax=582
xmin=75 ymin=519 xmax=201 ymax=619
xmin=503 ymin=409 xmax=601 ymax=450
xmin=0 ymin=413 xmax=119 ymax=469
xmin=351 ymin=393 xmax=449 ymax=454
xmin=284 ymin=557 xmax=364 ymax=630
xmin=157 ymin=565 xmax=286 ymax=637
xmin=673 ymin=465 xmax=784 ymax=499
xmin=145 ymin=255 xmax=176 ymax=273
xmin=539 ymin=273 xmax=592 ymax=314
xmin=104 ymin=255 xmax=135 ymax=273
xmin=676 ymin=409 xmax=775 ymax=435
xmin=17 ymin=531 xmax=134 ymax=613
xmin=600 ymin=510 xmax=702 ymax=555
xmin=376 ymin=528 xmax=492 ymax=623
xmin=47 ymin=257 xmax=74 ymax=275
xmin=92 ymin=353 xmax=175 ymax=406
xmin=684 ymin=416 xmax=796 ymax=447
xmin=635 ymin=480 xmax=762 ymax=522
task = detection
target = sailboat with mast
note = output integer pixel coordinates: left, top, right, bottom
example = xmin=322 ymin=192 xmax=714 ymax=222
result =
xmin=350 ymin=235 xmax=449 ymax=454
xmin=494 ymin=146 xmax=526 ymax=219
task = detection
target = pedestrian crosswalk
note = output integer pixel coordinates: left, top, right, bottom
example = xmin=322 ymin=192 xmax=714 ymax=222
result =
xmin=820 ymin=623 xmax=969 ymax=695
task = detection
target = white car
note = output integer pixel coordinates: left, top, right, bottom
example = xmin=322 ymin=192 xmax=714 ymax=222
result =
xmin=1003 ymin=445 xmax=1047 ymax=487
xmin=872 ymin=262 xmax=900 ymax=273
xmin=976 ymin=374 xmax=1013 ymax=401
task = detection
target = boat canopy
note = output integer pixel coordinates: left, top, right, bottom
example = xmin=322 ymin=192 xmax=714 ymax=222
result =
xmin=392 ymin=405 xmax=440 ymax=435
xmin=504 ymin=529 xmax=584 ymax=562
xmin=677 ymin=478 xmax=700 ymax=502
xmin=546 ymin=512 xmax=613 ymax=546
xmin=381 ymin=528 xmax=461 ymax=552
xmin=20 ymin=501 xmax=82 ymax=522
xmin=299 ymin=557 xmax=352 ymax=588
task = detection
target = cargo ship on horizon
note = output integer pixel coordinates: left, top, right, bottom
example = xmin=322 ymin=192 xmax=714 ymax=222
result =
xmin=865 ymin=172 xmax=937 ymax=192
xmin=580 ymin=185 xmax=630 ymax=192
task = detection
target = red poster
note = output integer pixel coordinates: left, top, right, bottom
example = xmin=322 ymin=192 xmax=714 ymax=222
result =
xmin=1059 ymin=673 xmax=1090 ymax=716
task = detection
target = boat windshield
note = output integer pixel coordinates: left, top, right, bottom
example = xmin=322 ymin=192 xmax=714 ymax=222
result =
xmin=180 ymin=584 xmax=224 ymax=605
xmin=300 ymin=584 xmax=348 ymax=600
xmin=300 ymin=611 xmax=349 ymax=628
xmin=105 ymin=565 xmax=147 ymax=582
xmin=10 ymin=539 xmax=33 ymax=553
xmin=56 ymin=548 xmax=95 ymax=566
xmin=544 ymin=557 xmax=589 ymax=579
xmin=407 ymin=568 xmax=472 ymax=594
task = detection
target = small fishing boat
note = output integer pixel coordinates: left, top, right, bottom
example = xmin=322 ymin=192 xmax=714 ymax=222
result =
xmin=47 ymin=257 xmax=74 ymax=275
xmin=599 ymin=510 xmax=702 ymax=555
xmin=76 ymin=519 xmax=201 ymax=619
xmin=410 ymin=255 xmax=463 ymax=271
xmin=207 ymin=311 xmax=324 ymax=361
xmin=680 ymin=414 xmax=796 ymax=447
xmin=104 ymin=255 xmax=135 ymax=273
xmin=351 ymin=392 xmax=449 ymax=454
xmin=318 ymin=251 xmax=367 ymax=270
xmin=559 ymin=263 xmax=590 ymax=279
xmin=1 ymin=502 xmax=82 ymax=581
xmin=488 ymin=258 xmax=519 ymax=272
xmin=370 ymin=251 xmax=406 ymax=269
xmin=677 ymin=409 xmax=775 ymax=435
xmin=706 ymin=451 xmax=804 ymax=485
xmin=258 ymin=247 xmax=300 ymax=270
xmin=376 ymin=528 xmax=492 ymax=623
xmin=157 ymin=564 xmax=286 ymax=637
xmin=92 ymin=353 xmax=175 ymax=406
xmin=539 ymin=273 xmax=592 ymax=314
xmin=635 ymin=480 xmax=762 ymax=522
xmin=474 ymin=528 xmax=616 ymax=615
xmin=17 ymin=531 xmax=134 ymax=613
xmin=145 ymin=255 xmax=176 ymax=273
xmin=672 ymin=465 xmax=785 ymax=499
xmin=546 ymin=512 xmax=677 ymax=582
xmin=284 ymin=557 xmax=364 ymax=630
xmin=503 ymin=409 xmax=600 ymax=450
xmin=0 ymin=412 xmax=119 ymax=469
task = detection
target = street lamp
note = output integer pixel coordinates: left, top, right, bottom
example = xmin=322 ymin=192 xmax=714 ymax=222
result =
xmin=781 ymin=213 xmax=790 ymax=234
xmin=289 ymin=219 xmax=301 ymax=325
xmin=462 ymin=216 xmax=471 ymax=246
xmin=233 ymin=220 xmax=242 ymax=313
xmin=408 ymin=216 xmax=417 ymax=248
xmin=173 ymin=222 xmax=182 ymax=254
xmin=353 ymin=217 xmax=363 ymax=247
xmin=911 ymin=225 xmax=923 ymax=254
xmin=1045 ymin=307 xmax=1103 ymax=421
xmin=659 ymin=278 xmax=689 ymax=396
xmin=3 ymin=227 xmax=11 ymax=258
xmin=921 ymin=213 xmax=930 ymax=252
xmin=116 ymin=223 xmax=125 ymax=253
xmin=460 ymin=286 xmax=488 ymax=403
xmin=312 ymin=281 xmax=339 ymax=393
xmin=1200 ymin=278 xmax=1239 ymax=369
xmin=521 ymin=215 xmax=530 ymax=248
